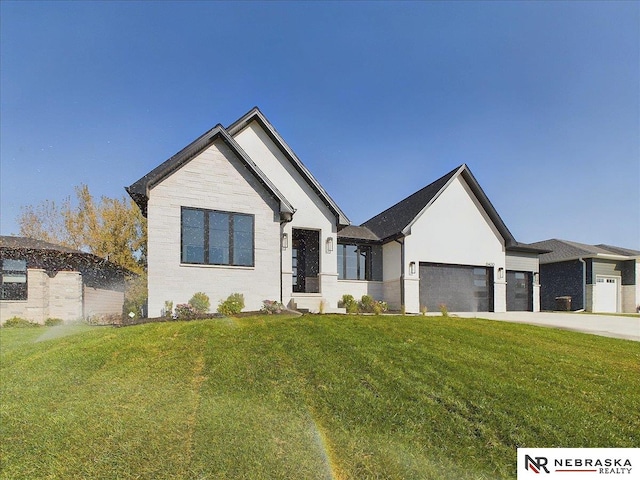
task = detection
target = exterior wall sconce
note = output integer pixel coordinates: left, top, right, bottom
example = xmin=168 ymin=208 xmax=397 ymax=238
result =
xmin=282 ymin=232 xmax=288 ymax=250
xmin=498 ymin=267 xmax=504 ymax=279
xmin=325 ymin=237 xmax=334 ymax=253
xmin=533 ymin=272 xmax=539 ymax=284
xmin=409 ymin=261 xmax=416 ymax=275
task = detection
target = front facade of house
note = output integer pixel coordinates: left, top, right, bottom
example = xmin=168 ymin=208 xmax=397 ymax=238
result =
xmin=529 ymin=239 xmax=640 ymax=313
xmin=0 ymin=236 xmax=128 ymax=324
xmin=128 ymin=108 xmax=543 ymax=316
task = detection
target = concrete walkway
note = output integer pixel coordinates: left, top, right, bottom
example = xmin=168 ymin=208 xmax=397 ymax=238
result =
xmin=451 ymin=311 xmax=640 ymax=342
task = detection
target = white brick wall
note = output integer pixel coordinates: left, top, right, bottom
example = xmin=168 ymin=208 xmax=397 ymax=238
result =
xmin=0 ymin=269 xmax=83 ymax=324
xmin=146 ymin=139 xmax=282 ymax=316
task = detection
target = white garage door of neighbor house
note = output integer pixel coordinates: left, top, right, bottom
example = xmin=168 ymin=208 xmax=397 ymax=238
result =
xmin=593 ymin=276 xmax=619 ymax=313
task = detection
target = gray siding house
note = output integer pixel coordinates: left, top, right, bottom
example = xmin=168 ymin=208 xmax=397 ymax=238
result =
xmin=0 ymin=236 xmax=129 ymax=324
xmin=529 ymin=239 xmax=640 ymax=313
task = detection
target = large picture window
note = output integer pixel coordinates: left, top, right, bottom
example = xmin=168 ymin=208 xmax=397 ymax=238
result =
xmin=337 ymin=244 xmax=373 ymax=280
xmin=181 ymin=207 xmax=254 ymax=266
xmin=1 ymin=258 xmax=28 ymax=300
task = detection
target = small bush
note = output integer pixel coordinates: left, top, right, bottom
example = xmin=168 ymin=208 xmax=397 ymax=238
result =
xmin=359 ymin=295 xmax=388 ymax=315
xmin=339 ymin=294 xmax=359 ymax=314
xmin=360 ymin=295 xmax=376 ymax=312
xmin=3 ymin=317 xmax=40 ymax=328
xmin=217 ymin=293 xmax=245 ymax=316
xmin=261 ymin=300 xmax=285 ymax=315
xmin=175 ymin=303 xmax=197 ymax=320
xmin=189 ymin=292 xmax=210 ymax=314
xmin=439 ymin=303 xmax=449 ymax=317
xmin=163 ymin=301 xmax=174 ymax=318
xmin=420 ymin=305 xmax=428 ymax=316
xmin=45 ymin=318 xmax=64 ymax=326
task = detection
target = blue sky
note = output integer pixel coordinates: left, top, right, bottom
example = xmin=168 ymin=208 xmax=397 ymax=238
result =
xmin=1 ymin=1 xmax=638 ymax=248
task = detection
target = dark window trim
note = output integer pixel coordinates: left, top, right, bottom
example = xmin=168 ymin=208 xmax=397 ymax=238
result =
xmin=181 ymin=206 xmax=255 ymax=267
xmin=1 ymin=257 xmax=28 ymax=301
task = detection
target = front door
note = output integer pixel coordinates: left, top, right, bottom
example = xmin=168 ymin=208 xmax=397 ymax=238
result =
xmin=292 ymin=229 xmax=320 ymax=293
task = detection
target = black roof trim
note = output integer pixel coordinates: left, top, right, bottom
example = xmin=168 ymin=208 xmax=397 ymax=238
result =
xmin=126 ymin=124 xmax=294 ymax=217
xmin=227 ymin=107 xmax=350 ymax=226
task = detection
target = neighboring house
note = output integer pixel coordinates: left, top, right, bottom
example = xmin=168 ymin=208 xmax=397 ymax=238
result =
xmin=127 ymin=107 xmax=545 ymax=316
xmin=528 ymin=239 xmax=640 ymax=313
xmin=0 ymin=236 xmax=129 ymax=324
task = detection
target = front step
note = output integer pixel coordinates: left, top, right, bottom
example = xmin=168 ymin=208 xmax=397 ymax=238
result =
xmin=288 ymin=296 xmax=345 ymax=314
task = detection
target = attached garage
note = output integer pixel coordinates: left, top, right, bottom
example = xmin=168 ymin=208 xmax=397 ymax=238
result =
xmin=419 ymin=263 xmax=494 ymax=312
xmin=506 ymin=271 xmax=533 ymax=311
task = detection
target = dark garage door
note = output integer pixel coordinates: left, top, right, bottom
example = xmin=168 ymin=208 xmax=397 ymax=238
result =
xmin=506 ymin=271 xmax=533 ymax=311
xmin=419 ymin=263 xmax=493 ymax=312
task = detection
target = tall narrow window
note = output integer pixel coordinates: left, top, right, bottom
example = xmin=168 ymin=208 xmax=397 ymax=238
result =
xmin=181 ymin=207 xmax=254 ymax=266
xmin=1 ymin=259 xmax=28 ymax=300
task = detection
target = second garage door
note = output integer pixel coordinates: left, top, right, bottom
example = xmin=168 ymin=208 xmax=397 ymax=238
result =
xmin=419 ymin=263 xmax=493 ymax=312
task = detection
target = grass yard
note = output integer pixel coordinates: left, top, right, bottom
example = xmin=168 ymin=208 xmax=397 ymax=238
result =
xmin=1 ymin=315 xmax=638 ymax=479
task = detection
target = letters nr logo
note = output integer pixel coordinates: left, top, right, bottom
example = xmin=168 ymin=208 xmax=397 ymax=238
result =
xmin=524 ymin=455 xmax=550 ymax=474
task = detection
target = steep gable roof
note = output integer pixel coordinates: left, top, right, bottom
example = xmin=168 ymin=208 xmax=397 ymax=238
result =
xmin=362 ymin=164 xmax=517 ymax=246
xmin=529 ymin=239 xmax=640 ymax=264
xmin=126 ymin=124 xmax=295 ymax=219
xmin=227 ymin=107 xmax=350 ymax=226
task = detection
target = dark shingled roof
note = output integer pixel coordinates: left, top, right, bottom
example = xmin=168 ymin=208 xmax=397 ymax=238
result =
xmin=337 ymin=225 xmax=380 ymax=242
xmin=0 ymin=236 xmax=80 ymax=254
xmin=529 ymin=239 xmax=640 ymax=264
xmin=362 ymin=165 xmax=459 ymax=241
xmin=0 ymin=236 xmax=132 ymax=276
xmin=595 ymin=244 xmax=640 ymax=257
xmin=362 ymin=164 xmax=518 ymax=247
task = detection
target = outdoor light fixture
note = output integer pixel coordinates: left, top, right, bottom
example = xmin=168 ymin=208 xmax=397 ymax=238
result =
xmin=534 ymin=272 xmax=539 ymax=284
xmin=325 ymin=237 xmax=334 ymax=253
xmin=409 ymin=261 xmax=416 ymax=275
xmin=498 ymin=267 xmax=504 ymax=279
xmin=282 ymin=233 xmax=288 ymax=250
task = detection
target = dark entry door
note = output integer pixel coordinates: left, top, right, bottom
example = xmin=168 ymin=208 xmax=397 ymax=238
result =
xmin=506 ymin=271 xmax=533 ymax=311
xmin=292 ymin=229 xmax=320 ymax=293
xmin=419 ymin=263 xmax=493 ymax=312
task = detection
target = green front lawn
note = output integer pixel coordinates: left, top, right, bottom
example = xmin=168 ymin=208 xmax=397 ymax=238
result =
xmin=1 ymin=315 xmax=638 ymax=479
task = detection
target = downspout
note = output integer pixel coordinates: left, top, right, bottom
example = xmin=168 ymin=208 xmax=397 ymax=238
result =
xmin=578 ymin=257 xmax=586 ymax=311
xmin=395 ymin=238 xmax=405 ymax=310
xmin=279 ymin=211 xmax=294 ymax=305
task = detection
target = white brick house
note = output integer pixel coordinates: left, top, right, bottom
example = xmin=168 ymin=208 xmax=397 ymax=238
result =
xmin=128 ymin=108 xmax=544 ymax=316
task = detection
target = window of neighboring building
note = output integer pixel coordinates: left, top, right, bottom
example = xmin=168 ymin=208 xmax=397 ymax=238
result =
xmin=1 ymin=258 xmax=27 ymax=300
xmin=181 ymin=207 xmax=254 ymax=267
xmin=337 ymin=244 xmax=373 ymax=280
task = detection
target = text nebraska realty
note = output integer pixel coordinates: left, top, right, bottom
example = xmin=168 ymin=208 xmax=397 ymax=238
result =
xmin=526 ymin=455 xmax=633 ymax=474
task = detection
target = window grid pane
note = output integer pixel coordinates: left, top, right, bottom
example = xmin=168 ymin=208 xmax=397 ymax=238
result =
xmin=181 ymin=207 xmax=254 ymax=267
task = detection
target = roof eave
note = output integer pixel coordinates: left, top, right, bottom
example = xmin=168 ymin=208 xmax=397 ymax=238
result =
xmin=126 ymin=123 xmax=295 ymax=218
xmin=227 ymin=107 xmax=350 ymax=226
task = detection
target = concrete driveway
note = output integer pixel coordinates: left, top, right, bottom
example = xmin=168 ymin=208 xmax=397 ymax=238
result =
xmin=452 ymin=311 xmax=640 ymax=342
